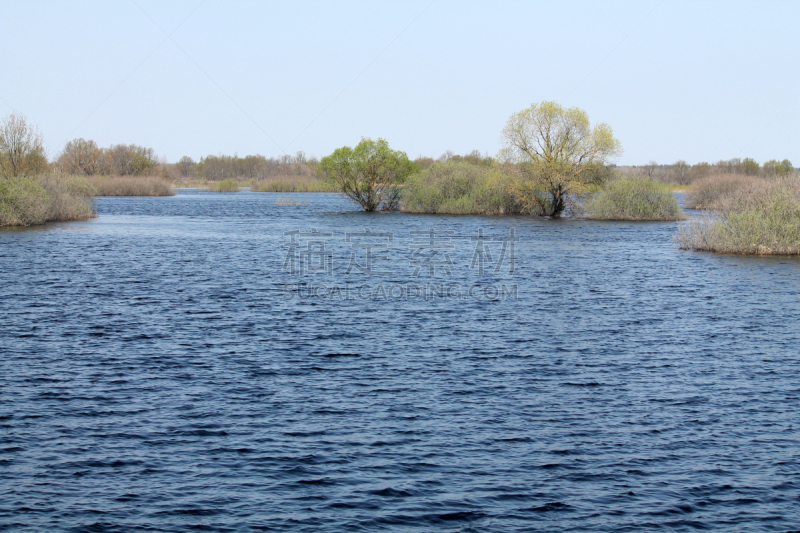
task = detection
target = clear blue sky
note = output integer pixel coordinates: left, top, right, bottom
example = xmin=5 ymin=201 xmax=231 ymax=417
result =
xmin=1 ymin=0 xmax=797 ymax=165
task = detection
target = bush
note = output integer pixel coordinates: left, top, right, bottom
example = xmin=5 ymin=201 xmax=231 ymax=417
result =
xmin=87 ymin=176 xmax=174 ymax=196
xmin=684 ymin=174 xmax=768 ymax=210
xmin=208 ymin=178 xmax=241 ymax=192
xmin=401 ymin=161 xmax=525 ymax=215
xmin=676 ymin=178 xmax=800 ymax=255
xmin=583 ymin=176 xmax=684 ymax=220
xmin=0 ymin=174 xmax=95 ymax=226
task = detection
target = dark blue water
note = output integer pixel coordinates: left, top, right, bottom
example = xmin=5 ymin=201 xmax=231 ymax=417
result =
xmin=2 ymin=192 xmax=800 ymax=532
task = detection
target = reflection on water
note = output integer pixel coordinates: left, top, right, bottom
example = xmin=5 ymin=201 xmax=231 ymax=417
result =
xmin=1 ymin=192 xmax=799 ymax=532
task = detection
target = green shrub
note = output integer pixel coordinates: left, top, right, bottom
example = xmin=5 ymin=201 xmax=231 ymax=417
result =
xmin=209 ymin=178 xmax=241 ymax=192
xmin=401 ymin=161 xmax=525 ymax=215
xmin=676 ymin=179 xmax=800 ymax=255
xmin=584 ymin=176 xmax=684 ymax=220
xmin=1 ymin=174 xmax=95 ymax=226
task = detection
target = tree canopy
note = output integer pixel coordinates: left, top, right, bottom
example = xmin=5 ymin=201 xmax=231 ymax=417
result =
xmin=500 ymin=101 xmax=622 ymax=217
xmin=319 ymin=138 xmax=414 ymax=211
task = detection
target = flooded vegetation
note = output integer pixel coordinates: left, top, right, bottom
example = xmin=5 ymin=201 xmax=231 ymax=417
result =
xmin=584 ymin=176 xmax=685 ymax=221
xmin=0 ymin=173 xmax=95 ymax=226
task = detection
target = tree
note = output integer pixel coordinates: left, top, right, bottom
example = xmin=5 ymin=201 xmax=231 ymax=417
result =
xmin=319 ymin=138 xmax=414 ymax=211
xmin=763 ymin=159 xmax=793 ymax=177
xmin=671 ymin=160 xmax=690 ymax=184
xmin=177 ymin=156 xmax=197 ymax=177
xmin=106 ymin=144 xmax=157 ymax=176
xmin=0 ymin=113 xmax=48 ymax=178
xmin=499 ymin=101 xmax=622 ymax=217
xmin=58 ymin=138 xmax=103 ymax=175
xmin=741 ymin=157 xmax=760 ymax=176
xmin=643 ymin=160 xmax=658 ymax=178
xmin=690 ymin=161 xmax=711 ymax=181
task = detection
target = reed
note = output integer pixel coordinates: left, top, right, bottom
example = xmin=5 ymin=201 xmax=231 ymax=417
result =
xmin=275 ymin=196 xmax=309 ymax=207
xmin=87 ymin=175 xmax=174 ymax=196
xmin=252 ymin=175 xmax=334 ymax=193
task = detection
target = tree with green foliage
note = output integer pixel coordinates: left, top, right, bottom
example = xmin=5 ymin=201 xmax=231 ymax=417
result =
xmin=319 ymin=138 xmax=414 ymax=211
xmin=741 ymin=157 xmax=760 ymax=176
xmin=763 ymin=159 xmax=793 ymax=177
xmin=0 ymin=113 xmax=48 ymax=178
xmin=499 ymin=101 xmax=622 ymax=217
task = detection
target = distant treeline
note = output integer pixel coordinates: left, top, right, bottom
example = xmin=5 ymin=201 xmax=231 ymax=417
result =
xmin=620 ymin=158 xmax=794 ymax=184
xmin=49 ymin=137 xmax=796 ymax=185
xmin=55 ymin=139 xmax=501 ymax=181
xmin=174 ymin=152 xmax=318 ymax=180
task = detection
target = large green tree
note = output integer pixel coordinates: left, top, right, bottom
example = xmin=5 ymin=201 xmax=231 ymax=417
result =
xmin=319 ymin=138 xmax=413 ymax=211
xmin=500 ymin=101 xmax=622 ymax=217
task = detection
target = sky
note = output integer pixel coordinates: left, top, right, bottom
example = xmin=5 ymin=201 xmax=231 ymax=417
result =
xmin=1 ymin=0 xmax=797 ymax=166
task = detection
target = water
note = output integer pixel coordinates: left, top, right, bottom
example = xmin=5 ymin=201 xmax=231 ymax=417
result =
xmin=2 ymin=192 xmax=799 ymax=532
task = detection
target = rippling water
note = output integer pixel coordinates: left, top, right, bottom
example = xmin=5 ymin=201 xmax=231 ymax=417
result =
xmin=2 ymin=192 xmax=800 ymax=532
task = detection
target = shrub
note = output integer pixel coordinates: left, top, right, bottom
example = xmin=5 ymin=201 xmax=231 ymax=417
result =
xmin=685 ymin=174 xmax=768 ymax=210
xmin=0 ymin=173 xmax=95 ymax=226
xmin=583 ymin=176 xmax=684 ymax=221
xmin=401 ymin=161 xmax=525 ymax=215
xmin=208 ymin=178 xmax=241 ymax=192
xmin=676 ymin=178 xmax=800 ymax=255
xmin=87 ymin=176 xmax=174 ymax=196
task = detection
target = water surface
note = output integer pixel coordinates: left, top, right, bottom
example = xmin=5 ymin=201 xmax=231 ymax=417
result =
xmin=1 ymin=192 xmax=799 ymax=532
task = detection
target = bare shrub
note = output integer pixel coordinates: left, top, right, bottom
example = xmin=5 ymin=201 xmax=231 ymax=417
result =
xmin=685 ymin=174 xmax=769 ymax=210
xmin=676 ymin=178 xmax=800 ymax=255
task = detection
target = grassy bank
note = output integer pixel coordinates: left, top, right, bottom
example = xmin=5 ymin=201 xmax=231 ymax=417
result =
xmin=583 ymin=176 xmax=684 ymax=221
xmin=676 ymin=178 xmax=800 ymax=255
xmin=1 ymin=174 xmax=96 ymax=226
xmin=401 ymin=161 xmax=525 ymax=215
xmin=87 ymin=175 xmax=174 ymax=196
